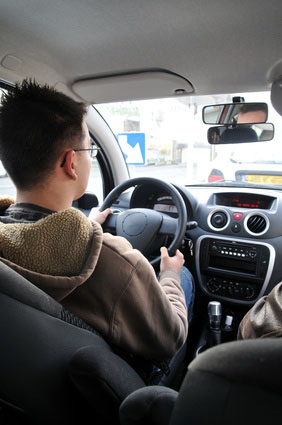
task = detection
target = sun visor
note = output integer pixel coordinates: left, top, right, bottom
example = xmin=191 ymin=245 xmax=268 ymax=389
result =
xmin=71 ymin=70 xmax=194 ymax=104
xmin=271 ymin=77 xmax=282 ymax=116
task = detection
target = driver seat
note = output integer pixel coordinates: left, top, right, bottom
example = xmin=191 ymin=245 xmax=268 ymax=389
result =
xmin=0 ymin=260 xmax=146 ymax=425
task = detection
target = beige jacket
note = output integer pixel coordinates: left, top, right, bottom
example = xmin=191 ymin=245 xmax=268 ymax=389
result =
xmin=238 ymin=283 xmax=282 ymax=339
xmin=0 ymin=200 xmax=188 ymax=362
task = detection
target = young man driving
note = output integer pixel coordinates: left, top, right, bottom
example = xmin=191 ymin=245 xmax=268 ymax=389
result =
xmin=0 ymin=80 xmax=194 ymax=373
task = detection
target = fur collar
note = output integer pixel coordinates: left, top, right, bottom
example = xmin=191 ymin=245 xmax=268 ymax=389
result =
xmin=0 ymin=201 xmax=103 ymax=276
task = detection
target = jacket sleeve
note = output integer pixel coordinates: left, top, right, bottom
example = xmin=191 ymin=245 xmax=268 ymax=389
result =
xmin=238 ymin=281 xmax=282 ymax=339
xmin=110 ymin=252 xmax=188 ymax=362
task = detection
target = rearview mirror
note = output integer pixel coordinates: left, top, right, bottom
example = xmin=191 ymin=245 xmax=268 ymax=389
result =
xmin=207 ymin=123 xmax=274 ymax=145
xmin=203 ymin=102 xmax=268 ymax=125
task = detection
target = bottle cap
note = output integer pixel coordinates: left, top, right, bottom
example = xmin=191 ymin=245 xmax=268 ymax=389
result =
xmin=225 ymin=315 xmax=233 ymax=327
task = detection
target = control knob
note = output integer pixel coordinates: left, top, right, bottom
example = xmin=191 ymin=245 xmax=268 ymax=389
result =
xmin=211 ymin=211 xmax=227 ymax=228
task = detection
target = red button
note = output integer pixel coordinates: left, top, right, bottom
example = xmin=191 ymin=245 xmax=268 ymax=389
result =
xmin=233 ymin=213 xmax=243 ymax=221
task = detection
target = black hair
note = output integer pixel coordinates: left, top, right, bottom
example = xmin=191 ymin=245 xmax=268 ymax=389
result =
xmin=0 ymin=79 xmax=87 ymax=189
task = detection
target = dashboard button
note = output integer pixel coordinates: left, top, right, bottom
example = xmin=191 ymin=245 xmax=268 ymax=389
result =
xmin=233 ymin=212 xmax=243 ymax=221
xmin=248 ymin=250 xmax=257 ymax=258
xmin=231 ymin=223 xmax=241 ymax=233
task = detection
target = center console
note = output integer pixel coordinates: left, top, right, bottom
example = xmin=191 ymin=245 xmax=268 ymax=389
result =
xmin=195 ymin=235 xmax=275 ymax=304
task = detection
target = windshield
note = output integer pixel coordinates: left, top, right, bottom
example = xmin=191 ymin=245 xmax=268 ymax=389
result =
xmin=96 ymin=91 xmax=282 ymax=189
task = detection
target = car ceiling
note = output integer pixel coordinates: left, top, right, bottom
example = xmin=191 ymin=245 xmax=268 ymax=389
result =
xmin=0 ymin=0 xmax=282 ymax=103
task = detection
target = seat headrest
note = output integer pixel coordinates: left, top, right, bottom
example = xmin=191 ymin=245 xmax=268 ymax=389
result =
xmin=119 ymin=386 xmax=178 ymax=425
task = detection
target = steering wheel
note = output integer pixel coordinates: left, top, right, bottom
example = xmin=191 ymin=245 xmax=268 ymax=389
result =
xmin=99 ymin=177 xmax=187 ymax=265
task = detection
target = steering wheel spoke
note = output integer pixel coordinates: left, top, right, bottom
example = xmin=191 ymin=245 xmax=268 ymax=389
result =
xmin=159 ymin=214 xmax=178 ymax=236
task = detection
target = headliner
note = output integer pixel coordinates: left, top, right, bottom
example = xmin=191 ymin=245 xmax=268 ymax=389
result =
xmin=0 ymin=0 xmax=282 ymax=101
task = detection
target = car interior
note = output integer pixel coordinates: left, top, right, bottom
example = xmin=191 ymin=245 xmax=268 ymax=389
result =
xmin=1 ymin=0 xmax=282 ymax=424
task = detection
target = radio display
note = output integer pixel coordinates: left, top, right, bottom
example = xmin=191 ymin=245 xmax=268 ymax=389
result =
xmin=215 ymin=193 xmax=274 ymax=209
xmin=231 ymin=197 xmax=262 ymax=209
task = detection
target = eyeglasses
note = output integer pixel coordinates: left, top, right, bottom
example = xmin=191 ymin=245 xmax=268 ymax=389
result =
xmin=73 ymin=145 xmax=100 ymax=158
xmin=60 ymin=144 xmax=100 ymax=167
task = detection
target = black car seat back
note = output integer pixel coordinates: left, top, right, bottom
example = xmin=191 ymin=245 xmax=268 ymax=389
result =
xmin=120 ymin=337 xmax=282 ymax=425
xmin=0 ymin=261 xmax=145 ymax=425
xmin=170 ymin=337 xmax=282 ymax=425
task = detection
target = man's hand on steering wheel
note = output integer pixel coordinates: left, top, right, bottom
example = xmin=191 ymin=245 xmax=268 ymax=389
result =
xmin=88 ymin=207 xmax=113 ymax=225
xmin=160 ymin=247 xmax=184 ymax=274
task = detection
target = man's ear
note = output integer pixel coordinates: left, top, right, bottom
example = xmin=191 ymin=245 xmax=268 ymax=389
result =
xmin=61 ymin=150 xmax=77 ymax=180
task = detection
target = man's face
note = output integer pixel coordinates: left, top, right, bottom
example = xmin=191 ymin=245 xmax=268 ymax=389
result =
xmin=237 ymin=110 xmax=266 ymax=124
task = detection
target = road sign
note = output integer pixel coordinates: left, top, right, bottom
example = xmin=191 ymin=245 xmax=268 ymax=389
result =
xmin=117 ymin=132 xmax=146 ymax=165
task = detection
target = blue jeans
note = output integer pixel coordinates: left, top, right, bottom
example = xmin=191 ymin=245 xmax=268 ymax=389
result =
xmin=179 ymin=266 xmax=195 ymax=324
xmin=150 ymin=266 xmax=195 ymax=384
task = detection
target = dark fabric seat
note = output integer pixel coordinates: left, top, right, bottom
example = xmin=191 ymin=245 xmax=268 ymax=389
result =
xmin=0 ymin=261 xmax=145 ymax=425
xmin=120 ymin=337 xmax=282 ymax=425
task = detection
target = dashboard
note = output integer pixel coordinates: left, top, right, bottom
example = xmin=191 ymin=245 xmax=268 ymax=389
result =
xmin=129 ymin=185 xmax=179 ymax=216
xmin=113 ymin=182 xmax=282 ymax=308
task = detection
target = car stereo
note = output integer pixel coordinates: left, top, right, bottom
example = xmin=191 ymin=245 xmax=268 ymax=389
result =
xmin=197 ymin=236 xmax=274 ymax=302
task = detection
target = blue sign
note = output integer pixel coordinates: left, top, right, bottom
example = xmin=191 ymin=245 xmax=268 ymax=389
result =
xmin=117 ymin=132 xmax=146 ymax=165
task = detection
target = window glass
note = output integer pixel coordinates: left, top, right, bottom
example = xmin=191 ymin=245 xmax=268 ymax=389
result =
xmin=86 ymin=157 xmax=104 ymax=204
xmin=96 ymin=91 xmax=282 ymax=189
xmin=0 ymin=89 xmax=16 ymax=199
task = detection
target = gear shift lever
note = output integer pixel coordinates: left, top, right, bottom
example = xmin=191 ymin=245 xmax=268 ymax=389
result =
xmin=207 ymin=301 xmax=222 ymax=347
xmin=208 ymin=301 xmax=222 ymax=330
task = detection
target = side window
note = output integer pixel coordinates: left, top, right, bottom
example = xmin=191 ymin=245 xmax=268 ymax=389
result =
xmin=0 ymin=89 xmax=16 ymax=199
xmin=86 ymin=156 xmax=104 ymax=205
xmin=0 ymin=167 xmax=16 ymax=199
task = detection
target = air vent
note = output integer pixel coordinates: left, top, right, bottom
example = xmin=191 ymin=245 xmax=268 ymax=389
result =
xmin=208 ymin=209 xmax=230 ymax=231
xmin=245 ymin=213 xmax=269 ymax=235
